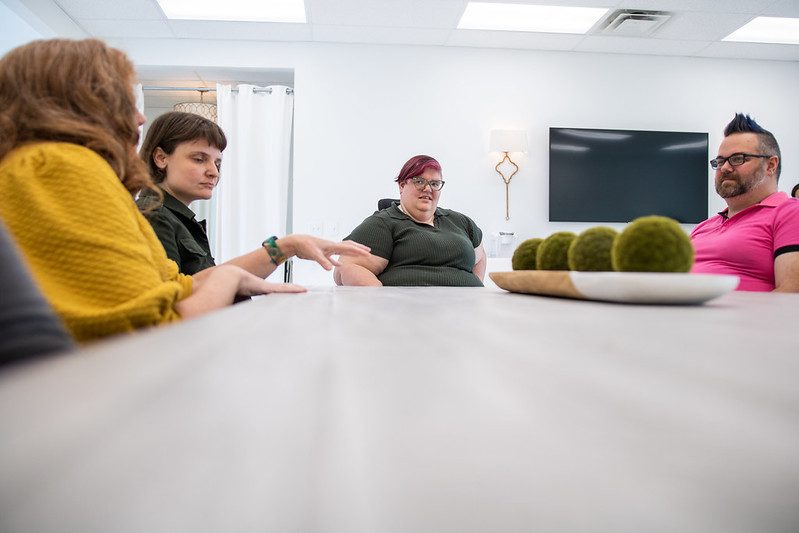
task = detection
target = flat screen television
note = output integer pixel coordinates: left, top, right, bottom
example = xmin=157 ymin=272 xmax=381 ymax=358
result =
xmin=549 ymin=127 xmax=709 ymax=223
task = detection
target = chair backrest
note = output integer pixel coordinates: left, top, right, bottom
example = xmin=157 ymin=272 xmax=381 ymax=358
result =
xmin=377 ymin=198 xmax=399 ymax=210
xmin=0 ymin=221 xmax=74 ymax=367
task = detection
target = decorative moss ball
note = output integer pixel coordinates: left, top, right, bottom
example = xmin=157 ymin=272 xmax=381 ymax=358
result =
xmin=568 ymin=227 xmax=618 ymax=271
xmin=611 ymin=216 xmax=694 ymax=272
xmin=536 ymin=232 xmax=577 ymax=271
xmin=512 ymin=238 xmax=544 ymax=270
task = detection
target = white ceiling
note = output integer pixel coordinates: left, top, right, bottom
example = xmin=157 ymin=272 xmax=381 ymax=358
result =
xmin=10 ymin=0 xmax=799 ymax=61
xmin=7 ymin=0 xmax=799 ymax=107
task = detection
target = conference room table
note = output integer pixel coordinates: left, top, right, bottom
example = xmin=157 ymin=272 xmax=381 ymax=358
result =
xmin=0 ymin=286 xmax=797 ymax=532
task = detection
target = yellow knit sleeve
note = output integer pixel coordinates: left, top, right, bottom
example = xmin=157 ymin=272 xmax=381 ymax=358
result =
xmin=0 ymin=143 xmax=195 ymax=342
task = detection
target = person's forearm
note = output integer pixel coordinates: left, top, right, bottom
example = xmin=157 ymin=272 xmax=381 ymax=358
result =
xmin=473 ymin=257 xmax=486 ymax=281
xmin=222 ymin=248 xmax=277 ymax=279
xmin=473 ymin=245 xmax=487 ymax=281
xmin=773 ymin=254 xmax=799 ymax=292
xmin=220 ymin=234 xmax=327 ymax=279
xmin=334 ymin=264 xmax=383 ymax=286
xmin=773 ymin=282 xmax=799 ymax=293
xmin=177 ymin=265 xmax=243 ymax=318
xmin=218 ymin=235 xmax=372 ymax=280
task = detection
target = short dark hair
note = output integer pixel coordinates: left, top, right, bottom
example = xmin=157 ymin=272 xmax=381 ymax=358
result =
xmin=791 ymin=182 xmax=799 ymax=199
xmin=723 ymin=113 xmax=781 ymax=180
xmin=139 ymin=111 xmax=227 ymax=183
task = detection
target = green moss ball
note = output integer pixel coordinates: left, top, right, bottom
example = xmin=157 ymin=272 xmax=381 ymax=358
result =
xmin=536 ymin=232 xmax=577 ymax=271
xmin=611 ymin=216 xmax=694 ymax=272
xmin=567 ymin=227 xmax=618 ymax=271
xmin=512 ymin=238 xmax=544 ymax=270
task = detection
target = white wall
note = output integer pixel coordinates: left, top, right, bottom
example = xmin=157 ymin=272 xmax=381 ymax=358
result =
xmin=106 ymin=38 xmax=799 ymax=284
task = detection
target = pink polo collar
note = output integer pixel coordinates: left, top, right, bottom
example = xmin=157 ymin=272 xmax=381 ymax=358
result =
xmin=718 ymin=191 xmax=790 ymax=218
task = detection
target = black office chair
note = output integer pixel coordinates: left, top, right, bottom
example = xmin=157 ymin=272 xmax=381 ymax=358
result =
xmin=0 ymin=221 xmax=74 ymax=366
xmin=377 ymin=198 xmax=399 ymax=210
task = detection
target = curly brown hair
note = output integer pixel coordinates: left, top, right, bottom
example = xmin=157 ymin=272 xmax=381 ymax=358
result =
xmin=0 ymin=39 xmax=153 ymax=195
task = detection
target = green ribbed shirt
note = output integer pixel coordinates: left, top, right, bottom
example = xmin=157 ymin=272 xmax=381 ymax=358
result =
xmin=345 ymin=202 xmax=483 ymax=287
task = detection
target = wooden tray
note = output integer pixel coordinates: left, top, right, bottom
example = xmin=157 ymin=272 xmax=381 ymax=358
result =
xmin=489 ymin=271 xmax=739 ymax=305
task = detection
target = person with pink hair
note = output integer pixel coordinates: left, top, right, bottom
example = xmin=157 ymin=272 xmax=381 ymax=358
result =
xmin=335 ymin=155 xmax=486 ymax=287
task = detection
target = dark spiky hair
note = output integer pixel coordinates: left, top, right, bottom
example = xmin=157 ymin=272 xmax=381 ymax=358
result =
xmin=723 ymin=113 xmax=781 ymax=180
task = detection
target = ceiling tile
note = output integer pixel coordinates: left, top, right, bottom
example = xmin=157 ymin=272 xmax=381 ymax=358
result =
xmin=408 ymin=0 xmax=469 ymax=28
xmin=446 ymin=30 xmax=584 ymax=51
xmin=168 ymin=20 xmax=313 ymax=41
xmin=479 ymin=0 xmax=620 ymax=6
xmin=574 ymin=35 xmax=711 ymax=56
xmin=698 ymin=41 xmax=799 ymax=61
xmin=618 ymin=0 xmax=774 ymax=14
xmin=55 ymin=0 xmax=164 ymax=20
xmin=761 ymin=0 xmax=799 ymax=18
xmin=80 ymin=18 xmax=174 ymax=38
xmin=312 ymin=25 xmax=450 ymax=46
xmin=308 ymin=0 xmax=468 ymax=28
xmin=652 ymin=11 xmax=755 ymax=41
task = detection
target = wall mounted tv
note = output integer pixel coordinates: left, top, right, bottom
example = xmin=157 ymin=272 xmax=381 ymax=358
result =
xmin=549 ymin=127 xmax=709 ymax=223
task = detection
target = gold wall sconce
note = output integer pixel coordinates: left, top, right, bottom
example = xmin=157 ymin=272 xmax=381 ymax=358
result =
xmin=489 ymin=129 xmax=528 ymax=220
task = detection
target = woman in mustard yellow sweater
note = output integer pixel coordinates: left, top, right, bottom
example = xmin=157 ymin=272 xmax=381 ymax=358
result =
xmin=0 ymin=39 xmax=360 ymax=342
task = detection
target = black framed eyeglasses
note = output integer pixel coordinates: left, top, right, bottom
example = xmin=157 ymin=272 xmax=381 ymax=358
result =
xmin=408 ymin=176 xmax=445 ymax=191
xmin=709 ymin=152 xmax=773 ymax=170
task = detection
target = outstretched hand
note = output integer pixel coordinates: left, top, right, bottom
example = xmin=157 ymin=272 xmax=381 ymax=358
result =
xmin=278 ymin=235 xmax=371 ymax=271
xmin=238 ymin=269 xmax=307 ymax=296
xmin=179 ymin=265 xmax=306 ymax=319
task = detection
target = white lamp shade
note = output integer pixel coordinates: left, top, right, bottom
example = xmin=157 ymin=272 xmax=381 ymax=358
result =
xmin=489 ymin=129 xmax=528 ymax=153
xmin=174 ymin=101 xmax=218 ymax=123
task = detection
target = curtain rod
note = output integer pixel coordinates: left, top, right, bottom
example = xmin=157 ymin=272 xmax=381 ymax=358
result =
xmin=142 ymin=86 xmax=294 ymax=95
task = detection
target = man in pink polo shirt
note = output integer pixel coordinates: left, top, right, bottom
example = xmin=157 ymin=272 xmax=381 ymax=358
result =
xmin=691 ymin=113 xmax=799 ymax=292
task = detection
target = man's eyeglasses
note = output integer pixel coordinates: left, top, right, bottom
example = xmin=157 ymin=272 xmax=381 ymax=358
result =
xmin=408 ymin=176 xmax=445 ymax=191
xmin=709 ymin=153 xmax=773 ymax=170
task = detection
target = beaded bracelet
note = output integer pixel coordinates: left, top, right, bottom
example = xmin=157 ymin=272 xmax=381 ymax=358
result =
xmin=261 ymin=235 xmax=287 ymax=266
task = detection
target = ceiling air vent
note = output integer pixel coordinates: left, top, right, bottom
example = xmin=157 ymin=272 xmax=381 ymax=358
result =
xmin=597 ymin=9 xmax=671 ymax=37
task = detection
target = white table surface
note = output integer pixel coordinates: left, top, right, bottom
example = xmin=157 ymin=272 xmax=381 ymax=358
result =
xmin=1 ymin=287 xmax=797 ymax=532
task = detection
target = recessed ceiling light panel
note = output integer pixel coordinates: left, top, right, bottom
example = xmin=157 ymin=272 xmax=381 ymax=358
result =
xmin=156 ymin=0 xmax=306 ymax=23
xmin=723 ymin=16 xmax=799 ymax=45
xmin=457 ymin=2 xmax=608 ymax=34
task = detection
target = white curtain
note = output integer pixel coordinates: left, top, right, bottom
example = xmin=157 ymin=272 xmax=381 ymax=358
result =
xmin=202 ymin=84 xmax=294 ymax=265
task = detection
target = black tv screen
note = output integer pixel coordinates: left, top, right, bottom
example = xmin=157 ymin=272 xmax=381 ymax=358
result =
xmin=549 ymin=127 xmax=709 ymax=223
